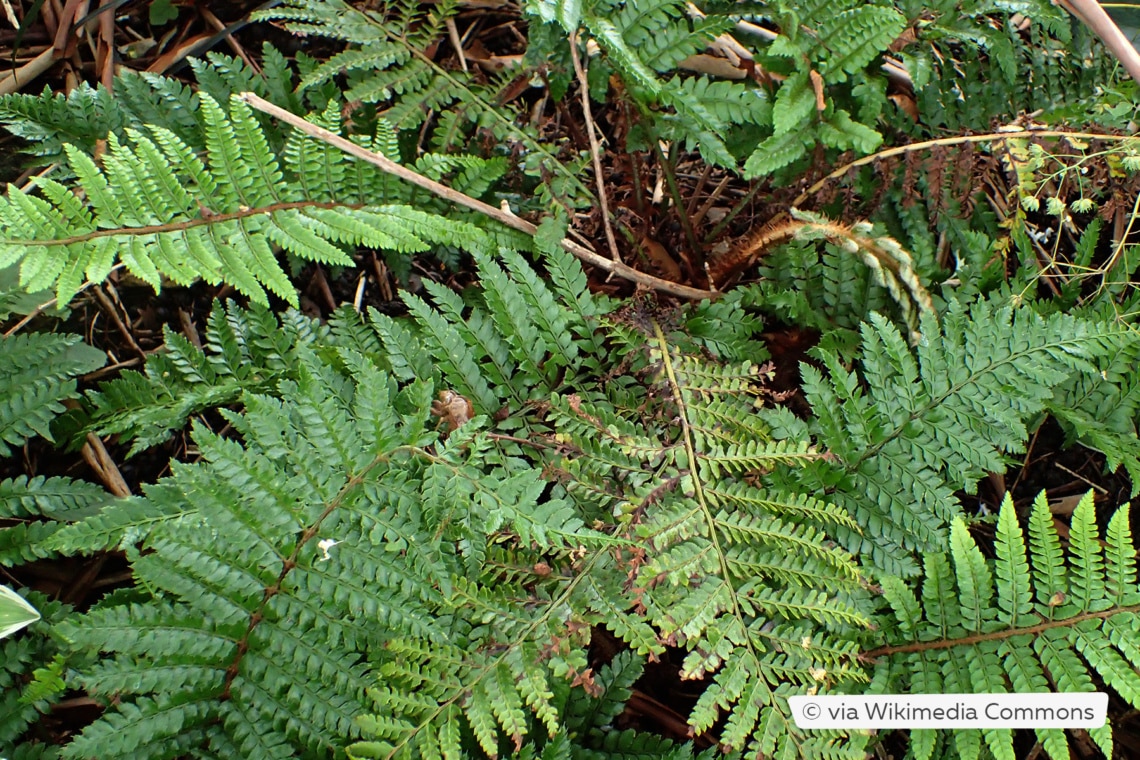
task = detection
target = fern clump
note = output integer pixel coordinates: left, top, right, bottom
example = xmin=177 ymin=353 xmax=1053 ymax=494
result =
xmin=3 ymin=3 xmax=1140 ymax=759
xmin=42 ymin=248 xmax=624 ymax=759
xmin=16 ymin=246 xmax=1139 ymax=759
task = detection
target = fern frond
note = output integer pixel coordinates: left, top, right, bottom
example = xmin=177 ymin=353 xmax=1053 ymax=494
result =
xmin=0 ymin=476 xmax=112 ymax=565
xmin=0 ymin=48 xmax=295 ymax=167
xmin=873 ymin=491 xmax=1140 ymax=760
xmin=257 ymin=0 xmax=593 ymax=203
xmin=1 ymin=592 xmax=76 ymax=757
xmin=80 ymin=302 xmax=327 ymax=455
xmin=0 ymin=333 xmax=104 ymax=456
xmin=57 ymin=352 xmax=442 ymax=757
xmin=779 ymin=296 xmax=1136 ymax=575
xmin=0 ymin=83 xmax=497 ymax=306
xmin=548 ymin=319 xmax=873 ymax=757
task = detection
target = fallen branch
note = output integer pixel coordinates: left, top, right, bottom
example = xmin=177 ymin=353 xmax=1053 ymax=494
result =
xmin=238 ymin=92 xmax=717 ymax=300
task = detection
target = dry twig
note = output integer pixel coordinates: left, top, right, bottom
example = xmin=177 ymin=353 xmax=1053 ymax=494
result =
xmin=568 ymin=30 xmax=622 ymax=264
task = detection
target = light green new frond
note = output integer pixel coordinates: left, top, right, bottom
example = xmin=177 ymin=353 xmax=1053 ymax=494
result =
xmin=1028 ymin=490 xmax=1068 ymax=612
xmin=1105 ymin=504 xmax=1139 ymax=606
xmin=880 ymin=575 xmax=922 ymax=635
xmin=1068 ymin=492 xmax=1107 ymax=612
xmin=993 ymin=495 xmax=1033 ymax=628
xmin=2 ymin=78 xmax=498 ymax=307
xmin=949 ymin=520 xmax=994 ymax=633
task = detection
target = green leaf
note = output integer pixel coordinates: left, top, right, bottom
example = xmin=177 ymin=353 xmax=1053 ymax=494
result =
xmin=0 ymin=585 xmax=40 ymax=639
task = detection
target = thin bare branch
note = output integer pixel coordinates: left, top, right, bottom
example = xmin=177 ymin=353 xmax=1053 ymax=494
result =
xmin=569 ymin=30 xmax=622 ymax=264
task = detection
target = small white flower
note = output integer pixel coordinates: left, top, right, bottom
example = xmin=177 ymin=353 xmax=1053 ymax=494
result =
xmin=317 ymin=538 xmax=340 ymax=562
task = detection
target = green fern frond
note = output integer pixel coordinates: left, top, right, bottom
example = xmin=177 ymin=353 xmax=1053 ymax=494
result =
xmin=544 ymin=318 xmax=873 ymax=757
xmin=0 ymin=47 xmax=295 ymax=166
xmin=46 ymin=250 xmax=663 ymax=760
xmin=56 ymin=351 xmax=442 ymax=758
xmin=816 ymin=6 xmax=907 ymax=83
xmin=873 ymin=491 xmax=1140 ymax=760
xmin=257 ymin=0 xmax=593 ymax=203
xmin=0 ymin=87 xmax=496 ymax=306
xmin=0 ymin=477 xmax=112 ymax=565
xmin=0 ymin=332 xmax=104 ymax=456
xmin=776 ymin=296 xmax=1136 ymax=576
xmin=81 ymin=301 xmax=328 ymax=455
xmin=1048 ymin=338 xmax=1140 ymax=495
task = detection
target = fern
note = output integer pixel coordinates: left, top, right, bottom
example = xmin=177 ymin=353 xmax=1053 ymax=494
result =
xmin=872 ymin=490 xmax=1140 ymax=760
xmin=34 ymin=244 xmax=871 ymax=759
xmin=256 ymin=0 xmax=593 ymax=202
xmin=14 ymin=210 xmax=1137 ymax=760
xmin=740 ymin=1 xmax=906 ymax=176
xmin=42 ymin=245 xmax=787 ymax=760
xmin=557 ymin=650 xmax=705 ymax=759
xmin=529 ymin=318 xmax=872 ymax=757
xmin=895 ymin=0 xmax=1120 ymax=133
xmin=0 ymin=88 xmax=496 ymax=307
xmin=81 ymin=301 xmax=329 ymax=455
xmin=0 ymin=476 xmax=112 ymax=566
xmin=1 ymin=592 xmax=75 ymax=756
xmin=763 ymin=296 xmax=1135 ymax=577
xmin=0 ymin=47 xmax=299 ymax=166
xmin=0 ymin=264 xmax=54 ymax=320
xmin=0 ymin=332 xmax=104 ymax=456
xmin=55 ymin=351 xmax=444 ymax=758
xmin=1045 ymin=311 xmax=1140 ymax=494
xmin=0 ymin=317 xmax=110 ymax=572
